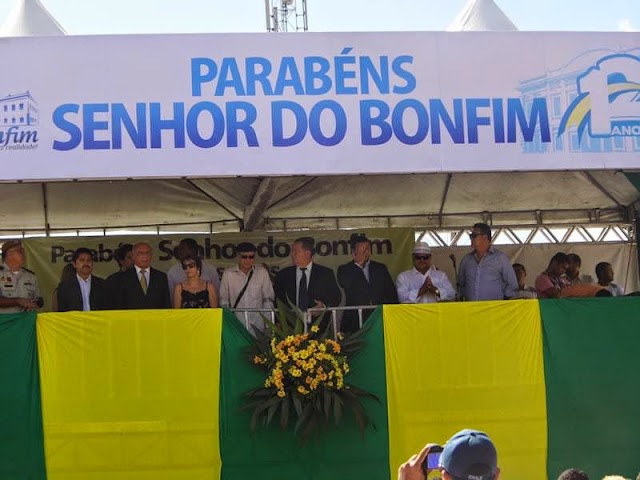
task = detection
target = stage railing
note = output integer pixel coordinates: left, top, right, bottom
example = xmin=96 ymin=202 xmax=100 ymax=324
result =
xmin=230 ymin=305 xmax=378 ymax=336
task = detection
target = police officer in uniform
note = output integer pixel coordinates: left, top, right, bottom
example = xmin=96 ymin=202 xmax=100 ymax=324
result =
xmin=0 ymin=240 xmax=43 ymax=313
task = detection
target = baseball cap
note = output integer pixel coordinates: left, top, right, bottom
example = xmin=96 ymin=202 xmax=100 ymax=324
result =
xmin=439 ymin=429 xmax=498 ymax=480
xmin=412 ymin=242 xmax=431 ymax=255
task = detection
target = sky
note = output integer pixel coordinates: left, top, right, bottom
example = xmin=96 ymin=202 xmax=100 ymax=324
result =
xmin=0 ymin=0 xmax=638 ymax=35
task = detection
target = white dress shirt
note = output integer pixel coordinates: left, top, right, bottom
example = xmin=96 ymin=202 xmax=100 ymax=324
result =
xmin=396 ymin=266 xmax=456 ymax=304
xmin=220 ymin=265 xmax=275 ymax=334
xmin=295 ymin=262 xmax=313 ymax=306
xmin=220 ymin=265 xmax=274 ymax=310
xmin=135 ymin=265 xmax=150 ymax=287
xmin=77 ymin=274 xmax=92 ymax=311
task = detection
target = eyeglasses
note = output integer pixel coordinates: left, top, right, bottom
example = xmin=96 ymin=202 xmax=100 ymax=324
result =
xmin=240 ymin=254 xmax=255 ymax=260
xmin=413 ymin=255 xmax=431 ymax=261
xmin=182 ymin=262 xmax=197 ymax=270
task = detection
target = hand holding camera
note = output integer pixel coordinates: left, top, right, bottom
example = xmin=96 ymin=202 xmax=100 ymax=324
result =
xmin=397 ymin=444 xmax=442 ymax=480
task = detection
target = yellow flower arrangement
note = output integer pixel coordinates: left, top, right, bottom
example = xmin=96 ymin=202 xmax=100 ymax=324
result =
xmin=243 ymin=299 xmax=377 ymax=442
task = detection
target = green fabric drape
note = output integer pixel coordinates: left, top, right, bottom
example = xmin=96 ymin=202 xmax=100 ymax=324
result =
xmin=542 ymin=298 xmax=640 ymax=480
xmin=0 ymin=312 xmax=46 ymax=480
xmin=219 ymin=308 xmax=390 ymax=480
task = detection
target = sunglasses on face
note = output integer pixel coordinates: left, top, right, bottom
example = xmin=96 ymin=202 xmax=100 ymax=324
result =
xmin=414 ymin=255 xmax=431 ymax=261
xmin=240 ymin=254 xmax=255 ymax=260
xmin=469 ymin=232 xmax=485 ymax=239
xmin=182 ymin=262 xmax=197 ymax=270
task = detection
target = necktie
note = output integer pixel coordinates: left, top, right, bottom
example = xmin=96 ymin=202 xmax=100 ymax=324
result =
xmin=298 ymin=267 xmax=309 ymax=311
xmin=140 ymin=269 xmax=148 ymax=294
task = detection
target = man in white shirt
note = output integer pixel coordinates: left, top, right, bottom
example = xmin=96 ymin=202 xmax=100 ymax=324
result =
xmin=396 ymin=242 xmax=455 ymax=304
xmin=220 ymin=242 xmax=274 ymax=334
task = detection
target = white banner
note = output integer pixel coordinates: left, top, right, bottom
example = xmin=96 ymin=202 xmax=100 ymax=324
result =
xmin=0 ymin=32 xmax=638 ymax=180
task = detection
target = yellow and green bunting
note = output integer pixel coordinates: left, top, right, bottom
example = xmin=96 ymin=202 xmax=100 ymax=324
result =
xmin=2 ymin=298 xmax=640 ymax=479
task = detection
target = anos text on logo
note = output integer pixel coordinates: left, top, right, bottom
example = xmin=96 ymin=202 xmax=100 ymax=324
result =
xmin=559 ymin=54 xmax=640 ymax=139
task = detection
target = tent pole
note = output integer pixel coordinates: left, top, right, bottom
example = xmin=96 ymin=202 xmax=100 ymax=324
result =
xmin=41 ymin=183 xmax=50 ymax=236
xmin=635 ymin=213 xmax=640 ymax=285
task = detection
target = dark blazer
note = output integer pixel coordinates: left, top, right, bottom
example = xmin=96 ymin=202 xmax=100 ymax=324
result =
xmin=57 ymin=275 xmax=110 ymax=312
xmin=337 ymin=260 xmax=398 ymax=333
xmin=117 ymin=267 xmax=171 ymax=310
xmin=105 ymin=270 xmax=125 ymax=308
xmin=274 ymin=263 xmax=342 ymax=330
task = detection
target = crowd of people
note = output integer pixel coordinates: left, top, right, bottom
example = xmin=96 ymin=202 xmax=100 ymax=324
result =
xmin=0 ymin=238 xmax=635 ymax=477
xmin=0 ymin=223 xmax=631 ymax=330
xmin=398 ymin=427 xmax=637 ymax=480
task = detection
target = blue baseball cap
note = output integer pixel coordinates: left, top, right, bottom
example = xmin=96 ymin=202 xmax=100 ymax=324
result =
xmin=439 ymin=429 xmax=498 ymax=480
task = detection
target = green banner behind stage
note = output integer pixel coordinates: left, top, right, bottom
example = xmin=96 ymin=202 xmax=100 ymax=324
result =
xmin=22 ymin=228 xmax=414 ymax=312
xmin=0 ymin=312 xmax=47 ymax=480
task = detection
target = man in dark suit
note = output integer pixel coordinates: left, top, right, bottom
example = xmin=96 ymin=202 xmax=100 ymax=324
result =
xmin=57 ymin=247 xmax=110 ymax=311
xmin=105 ymin=243 xmax=133 ymax=307
xmin=117 ymin=242 xmax=171 ymax=309
xmin=337 ymin=234 xmax=398 ymax=333
xmin=274 ymin=237 xmax=341 ymax=331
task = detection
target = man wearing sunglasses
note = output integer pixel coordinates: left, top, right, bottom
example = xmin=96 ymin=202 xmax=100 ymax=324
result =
xmin=396 ymin=242 xmax=455 ymax=304
xmin=457 ymin=223 xmax=518 ymax=301
xmin=220 ymin=242 xmax=274 ymax=333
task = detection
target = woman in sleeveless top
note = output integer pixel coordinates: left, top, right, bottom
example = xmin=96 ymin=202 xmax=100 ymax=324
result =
xmin=173 ymin=255 xmax=218 ymax=308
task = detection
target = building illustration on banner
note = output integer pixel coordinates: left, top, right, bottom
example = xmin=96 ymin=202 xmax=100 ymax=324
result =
xmin=518 ymin=50 xmax=640 ymax=155
xmin=0 ymin=91 xmax=39 ymax=150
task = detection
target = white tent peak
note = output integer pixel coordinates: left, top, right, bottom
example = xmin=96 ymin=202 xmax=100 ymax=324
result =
xmin=446 ymin=0 xmax=518 ymax=32
xmin=0 ymin=0 xmax=66 ymax=37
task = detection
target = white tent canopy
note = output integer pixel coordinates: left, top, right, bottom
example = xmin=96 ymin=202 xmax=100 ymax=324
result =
xmin=0 ymin=7 xmax=637 ymax=237
xmin=1 ymin=171 xmax=637 ymax=235
xmin=0 ymin=0 xmax=66 ymax=37
xmin=446 ymin=0 xmax=518 ymax=32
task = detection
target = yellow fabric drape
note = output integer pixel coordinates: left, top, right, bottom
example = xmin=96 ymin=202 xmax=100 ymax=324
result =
xmin=384 ymin=301 xmax=547 ymax=480
xmin=37 ymin=309 xmax=222 ymax=480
